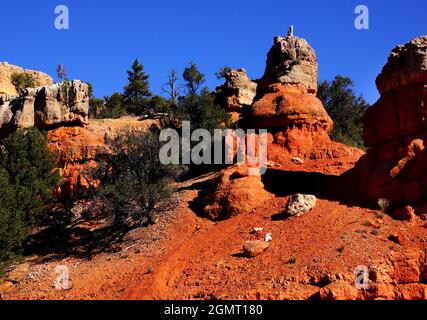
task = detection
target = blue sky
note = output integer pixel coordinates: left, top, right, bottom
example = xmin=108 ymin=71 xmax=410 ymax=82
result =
xmin=1 ymin=0 xmax=425 ymax=104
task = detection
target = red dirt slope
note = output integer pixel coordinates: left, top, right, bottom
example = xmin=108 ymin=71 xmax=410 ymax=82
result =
xmin=2 ymin=171 xmax=427 ymax=300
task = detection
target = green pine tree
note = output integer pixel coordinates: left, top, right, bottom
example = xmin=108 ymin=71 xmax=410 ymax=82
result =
xmin=183 ymin=62 xmax=205 ymax=95
xmin=0 ymin=128 xmax=61 ymax=266
xmin=123 ymin=59 xmax=152 ymax=115
xmin=317 ymin=76 xmax=369 ymax=149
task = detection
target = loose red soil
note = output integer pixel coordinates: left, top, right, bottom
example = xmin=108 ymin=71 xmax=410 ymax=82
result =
xmin=1 ymin=171 xmax=427 ymax=300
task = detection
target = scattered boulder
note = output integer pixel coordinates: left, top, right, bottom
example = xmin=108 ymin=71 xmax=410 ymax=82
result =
xmin=291 ymin=156 xmax=304 ymax=165
xmin=388 ymin=233 xmax=407 ymax=245
xmin=264 ymin=233 xmax=273 ymax=242
xmin=242 ymin=240 xmax=269 ymax=258
xmin=252 ymin=227 xmax=264 ymax=234
xmin=285 ymin=194 xmax=317 ymax=217
xmin=392 ymin=206 xmax=417 ymax=221
xmin=215 ymin=68 xmax=257 ymax=112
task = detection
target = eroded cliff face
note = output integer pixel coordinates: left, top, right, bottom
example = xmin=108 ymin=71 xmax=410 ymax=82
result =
xmin=0 ymin=65 xmax=157 ymax=196
xmin=49 ymin=117 xmax=159 ymax=196
xmin=354 ymin=35 xmax=427 ymax=208
xmin=0 ymin=80 xmax=90 ymax=137
xmin=0 ymin=62 xmax=53 ymax=97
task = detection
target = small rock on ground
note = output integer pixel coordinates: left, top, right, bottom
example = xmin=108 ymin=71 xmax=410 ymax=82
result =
xmin=243 ymin=240 xmax=269 ymax=258
xmin=285 ymin=194 xmax=317 ymax=217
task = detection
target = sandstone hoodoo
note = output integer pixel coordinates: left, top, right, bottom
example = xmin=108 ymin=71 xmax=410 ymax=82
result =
xmin=249 ymin=33 xmax=363 ymax=171
xmin=206 ymin=33 xmax=365 ymax=221
xmin=259 ymin=35 xmax=318 ymax=93
xmin=213 ymin=33 xmax=364 ymax=174
xmin=355 ymin=35 xmax=427 ymax=209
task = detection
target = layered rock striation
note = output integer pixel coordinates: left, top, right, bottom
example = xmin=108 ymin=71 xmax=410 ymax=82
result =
xmin=0 ymin=80 xmax=90 ymax=138
xmin=354 ymin=35 xmax=427 ymax=207
xmin=259 ymin=35 xmax=318 ymax=93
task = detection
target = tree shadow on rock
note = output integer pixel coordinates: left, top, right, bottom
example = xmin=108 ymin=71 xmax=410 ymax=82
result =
xmin=23 ymin=223 xmax=130 ymax=263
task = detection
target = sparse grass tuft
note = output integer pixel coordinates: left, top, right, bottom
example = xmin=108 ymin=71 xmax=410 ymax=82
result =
xmin=356 ymin=229 xmax=368 ymax=234
xmin=362 ymin=220 xmax=372 ymax=227
xmin=378 ymin=198 xmax=390 ymax=213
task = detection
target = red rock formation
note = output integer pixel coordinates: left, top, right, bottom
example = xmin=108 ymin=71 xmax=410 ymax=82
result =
xmin=48 ymin=126 xmax=105 ymax=195
xmin=249 ymin=36 xmax=363 ymax=172
xmin=205 ymin=34 xmax=364 ymax=220
xmin=251 ymin=83 xmax=332 ymax=131
xmin=203 ymin=164 xmax=273 ymax=220
xmin=354 ymin=35 xmax=427 ymax=208
xmin=48 ymin=117 xmax=159 ymax=196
